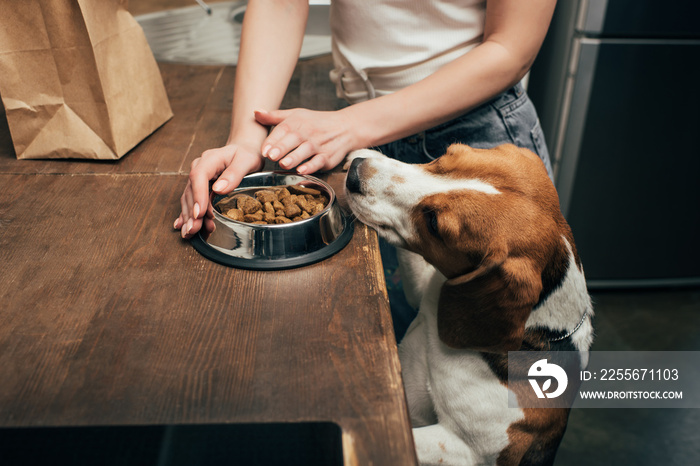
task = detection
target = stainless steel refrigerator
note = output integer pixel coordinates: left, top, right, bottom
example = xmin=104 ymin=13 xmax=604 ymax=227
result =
xmin=529 ymin=0 xmax=700 ymax=288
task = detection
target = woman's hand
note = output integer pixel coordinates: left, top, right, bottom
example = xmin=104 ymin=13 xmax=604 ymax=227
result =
xmin=174 ymin=142 xmax=264 ymax=239
xmin=254 ymin=108 xmax=361 ymax=175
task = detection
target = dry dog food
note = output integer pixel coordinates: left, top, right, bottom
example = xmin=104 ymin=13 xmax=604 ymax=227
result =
xmin=215 ymin=185 xmax=329 ymax=224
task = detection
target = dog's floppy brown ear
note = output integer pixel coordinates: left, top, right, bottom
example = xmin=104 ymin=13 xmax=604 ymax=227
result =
xmin=437 ymin=252 xmax=543 ymax=353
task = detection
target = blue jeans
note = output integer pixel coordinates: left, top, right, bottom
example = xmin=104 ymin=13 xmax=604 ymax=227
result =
xmin=374 ymin=82 xmax=553 ymax=342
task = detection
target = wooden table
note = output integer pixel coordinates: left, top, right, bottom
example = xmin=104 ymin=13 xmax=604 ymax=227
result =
xmin=0 ymin=57 xmax=417 ymax=465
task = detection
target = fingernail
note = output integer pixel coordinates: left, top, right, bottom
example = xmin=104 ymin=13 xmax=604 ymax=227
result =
xmin=181 ymin=224 xmax=187 ymax=238
xmin=186 ymin=218 xmax=194 ymax=235
xmin=268 ymin=148 xmax=280 ymax=160
xmin=174 ymin=218 xmax=181 ymax=229
xmin=297 ymin=165 xmax=307 ymax=174
xmin=262 ymin=145 xmax=271 ymax=157
xmin=212 ymin=180 xmax=228 ymax=192
xmin=193 ymin=203 xmax=200 ymax=219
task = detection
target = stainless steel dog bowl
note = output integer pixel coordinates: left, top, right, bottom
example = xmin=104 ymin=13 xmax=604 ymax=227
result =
xmin=190 ymin=172 xmax=354 ymax=270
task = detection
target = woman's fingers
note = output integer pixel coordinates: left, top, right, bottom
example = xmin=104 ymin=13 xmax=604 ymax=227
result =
xmin=214 ymin=151 xmax=265 ymax=194
xmin=189 ymin=149 xmax=232 ymax=216
xmin=256 ymin=109 xmax=289 ymax=160
xmin=296 ymin=152 xmax=331 ymax=175
xmin=278 ymin=140 xmax=317 ymax=170
xmin=179 ymin=184 xmax=200 ymax=238
xmin=256 ymin=109 xmax=316 ymax=164
xmin=266 ymin=131 xmax=304 ymax=164
xmin=254 ymin=109 xmax=286 ymax=127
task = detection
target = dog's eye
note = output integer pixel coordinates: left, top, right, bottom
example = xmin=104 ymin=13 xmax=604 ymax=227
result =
xmin=424 ymin=209 xmax=440 ymax=238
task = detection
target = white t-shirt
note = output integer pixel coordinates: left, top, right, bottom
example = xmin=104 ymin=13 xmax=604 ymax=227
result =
xmin=329 ymin=0 xmax=487 ymax=102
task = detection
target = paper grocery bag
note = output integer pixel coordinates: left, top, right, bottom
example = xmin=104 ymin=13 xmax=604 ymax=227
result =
xmin=0 ymin=0 xmax=173 ymax=160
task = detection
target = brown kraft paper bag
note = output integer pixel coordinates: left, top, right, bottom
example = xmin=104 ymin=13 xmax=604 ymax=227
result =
xmin=0 ymin=0 xmax=173 ymax=160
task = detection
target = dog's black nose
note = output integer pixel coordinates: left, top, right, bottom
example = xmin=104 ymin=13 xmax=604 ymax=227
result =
xmin=345 ymin=157 xmax=365 ymax=194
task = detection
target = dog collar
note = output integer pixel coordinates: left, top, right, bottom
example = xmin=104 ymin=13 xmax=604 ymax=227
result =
xmin=548 ymin=311 xmax=589 ymax=342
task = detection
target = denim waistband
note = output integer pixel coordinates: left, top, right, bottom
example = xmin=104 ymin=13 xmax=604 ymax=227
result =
xmin=488 ymin=81 xmax=526 ymax=112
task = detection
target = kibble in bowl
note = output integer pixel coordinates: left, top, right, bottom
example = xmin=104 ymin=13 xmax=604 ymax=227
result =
xmin=215 ymin=184 xmax=330 ymax=225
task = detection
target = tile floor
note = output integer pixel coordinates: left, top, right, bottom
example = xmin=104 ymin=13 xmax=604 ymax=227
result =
xmin=556 ymin=287 xmax=700 ymax=465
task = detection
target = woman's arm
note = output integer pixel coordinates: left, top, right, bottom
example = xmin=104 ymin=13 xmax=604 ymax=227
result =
xmin=175 ymin=0 xmax=308 ymax=238
xmin=345 ymin=0 xmax=557 ymax=146
xmin=257 ymin=0 xmax=557 ymax=173
xmin=228 ymin=0 xmax=308 ymax=149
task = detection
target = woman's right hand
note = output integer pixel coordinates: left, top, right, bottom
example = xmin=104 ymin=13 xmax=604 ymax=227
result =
xmin=174 ymin=142 xmax=264 ymax=239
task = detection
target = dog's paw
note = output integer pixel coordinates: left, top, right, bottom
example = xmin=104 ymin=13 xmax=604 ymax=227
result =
xmin=342 ymin=149 xmax=385 ymax=171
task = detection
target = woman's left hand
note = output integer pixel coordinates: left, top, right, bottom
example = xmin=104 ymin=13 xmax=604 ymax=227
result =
xmin=254 ymin=108 xmax=360 ymax=175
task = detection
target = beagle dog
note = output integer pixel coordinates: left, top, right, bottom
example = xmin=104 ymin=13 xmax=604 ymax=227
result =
xmin=344 ymin=144 xmax=594 ymax=466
